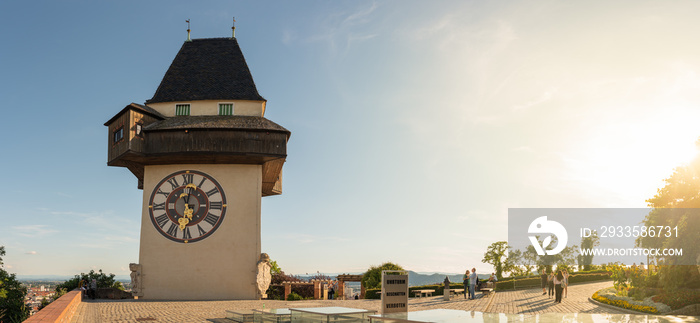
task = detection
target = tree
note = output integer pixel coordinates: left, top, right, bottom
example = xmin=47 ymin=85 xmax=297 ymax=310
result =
xmin=270 ymin=260 xmax=281 ymax=275
xmin=637 ymin=141 xmax=700 ymax=290
xmin=577 ymin=231 xmax=600 ymax=271
xmin=361 ymin=262 xmax=404 ymax=290
xmin=0 ymin=246 xmax=30 ymax=323
xmin=482 ymin=241 xmax=510 ymax=279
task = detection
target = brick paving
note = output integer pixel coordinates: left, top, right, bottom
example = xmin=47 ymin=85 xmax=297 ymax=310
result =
xmin=70 ymin=281 xmax=622 ymax=322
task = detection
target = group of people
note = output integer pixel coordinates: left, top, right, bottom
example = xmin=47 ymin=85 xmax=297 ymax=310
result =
xmin=462 ymin=268 xmax=478 ymax=300
xmin=540 ymin=268 xmax=569 ymax=303
xmin=79 ymin=279 xmax=98 ymax=300
xmin=460 ymin=268 xmax=499 ymax=300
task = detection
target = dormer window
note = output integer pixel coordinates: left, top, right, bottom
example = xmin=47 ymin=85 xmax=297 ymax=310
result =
xmin=219 ymin=103 xmax=234 ymax=116
xmin=175 ymin=104 xmax=191 ymax=116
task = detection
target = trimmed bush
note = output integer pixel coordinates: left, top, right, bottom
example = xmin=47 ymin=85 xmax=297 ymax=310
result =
xmin=365 ymin=289 xmax=380 ymax=299
xmin=287 ymin=292 xmax=303 ymax=301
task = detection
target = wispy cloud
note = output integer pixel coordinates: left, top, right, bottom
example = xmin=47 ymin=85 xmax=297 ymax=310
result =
xmin=305 ymin=2 xmax=379 ymax=56
xmin=12 ymin=225 xmax=58 ymax=238
xmin=25 ymin=251 xmax=38 ymax=255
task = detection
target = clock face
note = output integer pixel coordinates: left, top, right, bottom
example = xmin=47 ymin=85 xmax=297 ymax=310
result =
xmin=148 ymin=170 xmax=227 ymax=243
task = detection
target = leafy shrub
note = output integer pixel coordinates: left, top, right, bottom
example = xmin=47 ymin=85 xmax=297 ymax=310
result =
xmin=652 ymin=289 xmax=700 ymax=310
xmin=628 ymin=287 xmax=661 ymax=301
xmin=287 ymin=292 xmax=303 ymax=301
xmin=365 ymin=289 xmax=380 ymax=299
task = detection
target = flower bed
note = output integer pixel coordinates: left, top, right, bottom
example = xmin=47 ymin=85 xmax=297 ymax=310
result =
xmin=652 ymin=289 xmax=700 ymax=310
xmin=592 ymin=287 xmax=670 ymax=314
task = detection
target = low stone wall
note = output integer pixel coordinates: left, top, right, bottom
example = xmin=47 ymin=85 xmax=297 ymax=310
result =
xmin=96 ymin=287 xmax=132 ymax=300
xmin=24 ymin=290 xmax=82 ymax=323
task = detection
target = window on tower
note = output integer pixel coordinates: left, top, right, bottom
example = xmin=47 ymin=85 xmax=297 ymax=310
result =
xmin=113 ymin=126 xmax=124 ymax=143
xmin=135 ymin=122 xmax=143 ymax=137
xmin=219 ymin=103 xmax=234 ymax=115
xmin=175 ymin=104 xmax=191 ymax=116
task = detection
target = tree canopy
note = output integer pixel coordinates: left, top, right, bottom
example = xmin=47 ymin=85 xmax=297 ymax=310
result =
xmin=637 ymin=143 xmax=700 ymax=289
xmin=361 ymin=262 xmax=404 ymax=290
xmin=482 ymin=241 xmax=510 ymax=279
xmin=0 ymin=246 xmax=30 ymax=323
xmin=55 ymin=269 xmax=122 ymax=294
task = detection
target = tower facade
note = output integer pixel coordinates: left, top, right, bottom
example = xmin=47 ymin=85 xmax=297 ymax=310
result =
xmin=105 ymin=37 xmax=290 ymax=300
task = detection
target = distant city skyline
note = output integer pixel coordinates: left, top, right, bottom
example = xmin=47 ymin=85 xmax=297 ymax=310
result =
xmin=2 ymin=0 xmax=700 ymax=278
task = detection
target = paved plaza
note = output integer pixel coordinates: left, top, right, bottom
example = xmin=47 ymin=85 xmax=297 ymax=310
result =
xmin=70 ymin=281 xmax=623 ymax=322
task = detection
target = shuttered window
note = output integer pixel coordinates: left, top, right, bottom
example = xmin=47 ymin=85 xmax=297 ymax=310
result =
xmin=175 ymin=104 xmax=190 ymax=116
xmin=219 ymin=103 xmax=234 ymax=115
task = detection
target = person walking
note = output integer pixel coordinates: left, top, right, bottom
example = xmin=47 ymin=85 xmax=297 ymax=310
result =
xmin=562 ymin=269 xmax=569 ymax=298
xmin=547 ymin=272 xmax=554 ymax=298
xmin=469 ymin=268 xmax=477 ymax=300
xmin=462 ymin=270 xmax=470 ymax=299
xmin=554 ymin=270 xmax=564 ymax=303
xmin=540 ymin=268 xmax=547 ymax=295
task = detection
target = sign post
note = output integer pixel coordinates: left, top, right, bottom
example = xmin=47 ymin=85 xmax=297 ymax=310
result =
xmin=380 ymin=270 xmax=408 ymax=315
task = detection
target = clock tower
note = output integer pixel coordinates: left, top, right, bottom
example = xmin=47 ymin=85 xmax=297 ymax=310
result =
xmin=104 ymin=32 xmax=290 ymax=300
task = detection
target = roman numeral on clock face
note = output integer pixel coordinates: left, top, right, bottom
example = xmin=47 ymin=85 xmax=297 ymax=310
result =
xmin=197 ymin=177 xmax=207 ymax=188
xmin=155 ymin=214 xmax=169 ymax=228
xmin=152 ymin=202 xmax=165 ymax=211
xmin=206 ymin=187 xmax=219 ymax=197
xmin=203 ymin=213 xmax=220 ymax=226
xmin=182 ymin=227 xmax=192 ymax=240
xmin=167 ymin=178 xmax=179 ymax=190
xmin=166 ymin=223 xmax=179 ymax=238
xmin=197 ymin=225 xmax=206 ymax=236
xmin=210 ymin=201 xmax=222 ymax=210
xmin=156 ymin=188 xmax=170 ymax=198
xmin=182 ymin=173 xmax=194 ymax=185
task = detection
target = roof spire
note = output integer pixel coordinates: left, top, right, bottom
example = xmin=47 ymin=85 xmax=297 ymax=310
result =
xmin=231 ymin=17 xmax=236 ymax=38
xmin=186 ymin=19 xmax=191 ymax=42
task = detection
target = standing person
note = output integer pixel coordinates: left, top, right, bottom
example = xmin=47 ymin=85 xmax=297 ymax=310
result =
xmin=554 ymin=270 xmax=564 ymax=303
xmin=469 ymin=268 xmax=477 ymax=300
xmin=462 ymin=270 xmax=470 ymax=299
xmin=90 ymin=279 xmax=97 ymax=300
xmin=547 ymin=272 xmax=554 ymax=298
xmin=562 ymin=269 xmax=569 ymax=298
xmin=540 ymin=268 xmax=547 ymax=295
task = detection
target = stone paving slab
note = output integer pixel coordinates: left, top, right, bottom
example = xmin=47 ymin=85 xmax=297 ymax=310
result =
xmin=70 ymin=281 xmax=622 ymax=322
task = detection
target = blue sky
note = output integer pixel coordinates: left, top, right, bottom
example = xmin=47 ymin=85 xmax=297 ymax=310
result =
xmin=2 ymin=0 xmax=700 ymax=277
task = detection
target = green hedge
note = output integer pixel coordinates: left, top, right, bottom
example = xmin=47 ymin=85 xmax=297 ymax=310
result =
xmin=495 ymin=272 xmax=611 ymax=290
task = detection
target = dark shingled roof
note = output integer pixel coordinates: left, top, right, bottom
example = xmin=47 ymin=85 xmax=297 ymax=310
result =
xmin=146 ymin=38 xmax=265 ymax=104
xmin=144 ymin=115 xmax=290 ymax=134
xmin=104 ymin=103 xmax=165 ymax=126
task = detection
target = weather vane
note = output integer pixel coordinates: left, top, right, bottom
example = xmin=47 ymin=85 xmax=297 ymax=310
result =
xmin=186 ymin=19 xmax=191 ymax=42
xmin=232 ymin=17 xmax=236 ymax=38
